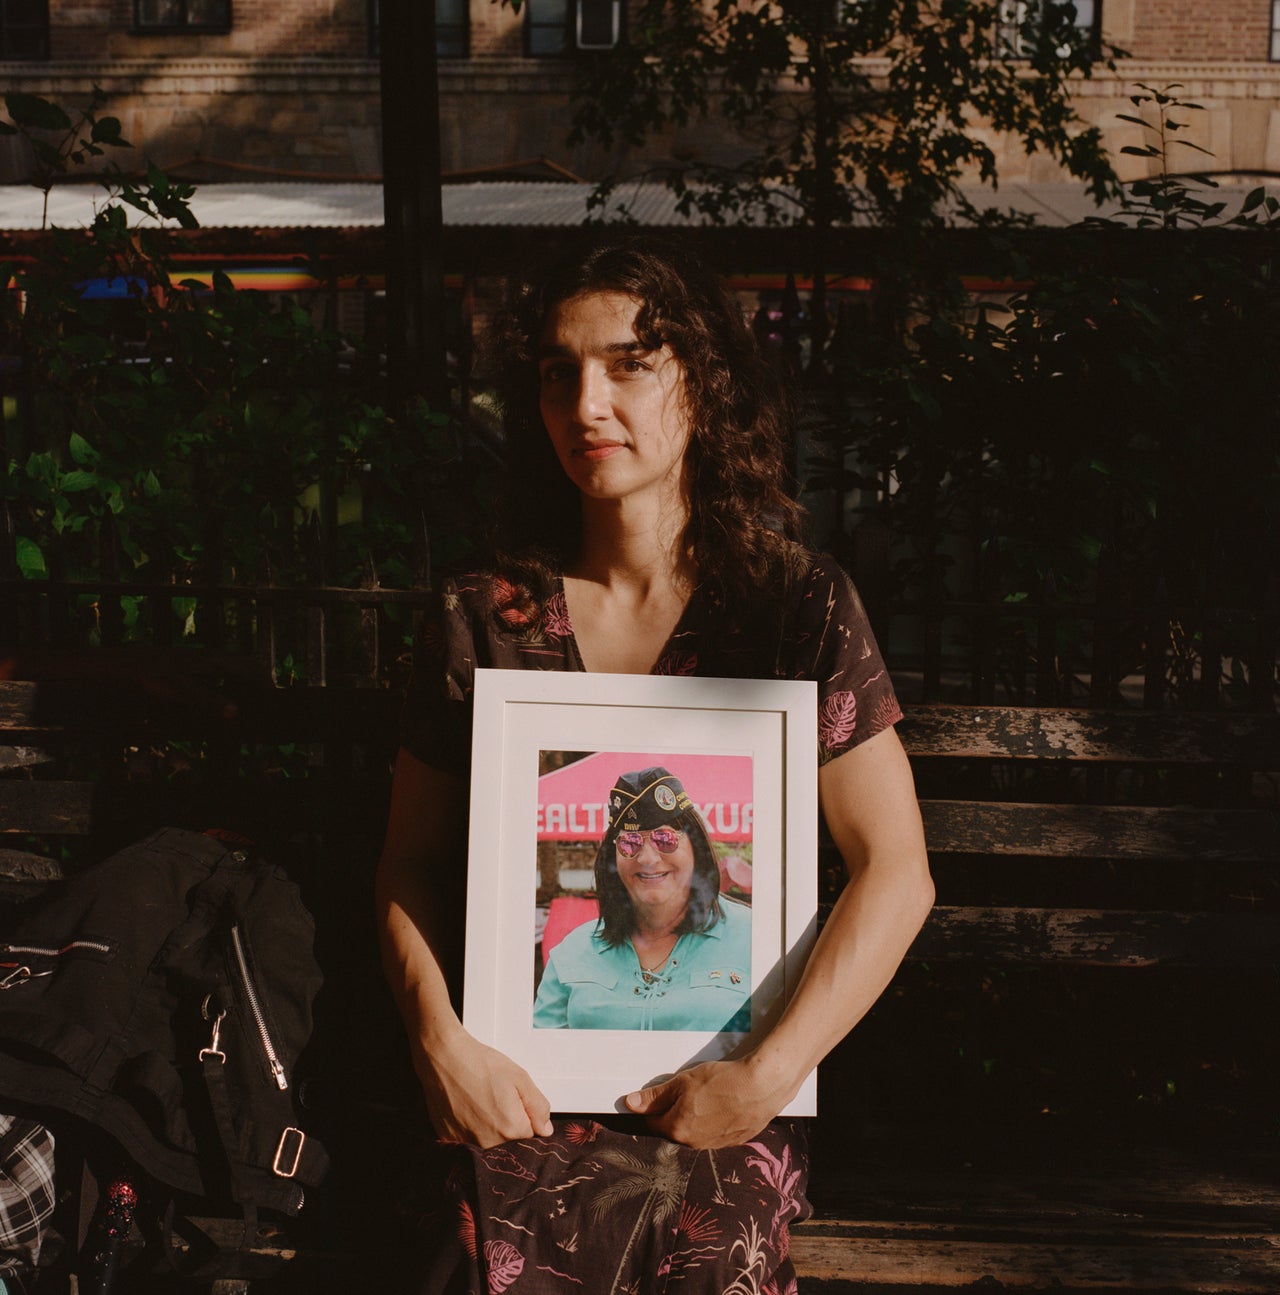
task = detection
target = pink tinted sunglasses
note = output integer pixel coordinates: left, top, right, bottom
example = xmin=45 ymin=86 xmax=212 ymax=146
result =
xmin=615 ymin=828 xmax=683 ymax=858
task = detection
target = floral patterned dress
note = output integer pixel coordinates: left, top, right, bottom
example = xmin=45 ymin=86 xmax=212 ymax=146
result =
xmin=400 ymin=546 xmax=901 ymax=1295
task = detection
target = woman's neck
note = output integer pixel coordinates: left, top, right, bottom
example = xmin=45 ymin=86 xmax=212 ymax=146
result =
xmin=562 ymin=495 xmax=697 ymax=674
xmin=631 ymin=908 xmax=686 ymax=945
xmin=571 ymin=490 xmax=693 ymax=592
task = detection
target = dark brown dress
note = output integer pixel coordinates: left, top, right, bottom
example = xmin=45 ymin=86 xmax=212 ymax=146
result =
xmin=401 ymin=547 xmax=901 ymax=1295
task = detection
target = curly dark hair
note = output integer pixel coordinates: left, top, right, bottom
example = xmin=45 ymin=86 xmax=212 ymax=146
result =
xmin=592 ymin=805 xmax=723 ymax=948
xmin=487 ymin=232 xmax=805 ymax=619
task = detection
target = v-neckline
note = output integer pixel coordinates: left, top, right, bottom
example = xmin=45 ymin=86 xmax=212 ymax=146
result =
xmin=555 ymin=575 xmax=695 ymax=675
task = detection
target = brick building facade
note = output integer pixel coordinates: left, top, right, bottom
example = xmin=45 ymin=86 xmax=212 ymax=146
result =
xmin=2 ymin=1 xmax=1280 ymax=187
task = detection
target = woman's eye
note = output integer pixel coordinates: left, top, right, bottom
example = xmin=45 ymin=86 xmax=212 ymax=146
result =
xmin=540 ymin=364 xmax=572 ymax=385
xmin=616 ymin=359 xmax=650 ymax=375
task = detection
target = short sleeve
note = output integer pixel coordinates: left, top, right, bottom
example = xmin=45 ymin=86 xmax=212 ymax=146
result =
xmin=790 ymin=554 xmax=903 ymax=764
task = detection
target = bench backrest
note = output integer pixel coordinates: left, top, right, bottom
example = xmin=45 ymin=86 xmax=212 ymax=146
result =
xmin=3 ymin=681 xmax=1277 ymax=966
xmin=894 ymin=706 xmax=1279 ymax=967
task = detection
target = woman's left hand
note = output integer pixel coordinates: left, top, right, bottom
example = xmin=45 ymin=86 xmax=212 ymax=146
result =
xmin=623 ymin=1055 xmax=793 ymax=1148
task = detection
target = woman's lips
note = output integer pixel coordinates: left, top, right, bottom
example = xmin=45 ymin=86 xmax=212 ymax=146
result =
xmin=575 ymin=442 xmax=624 ymax=462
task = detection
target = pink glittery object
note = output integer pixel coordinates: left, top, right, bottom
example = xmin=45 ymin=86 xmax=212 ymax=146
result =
xmin=102 ymin=1177 xmax=139 ymax=1236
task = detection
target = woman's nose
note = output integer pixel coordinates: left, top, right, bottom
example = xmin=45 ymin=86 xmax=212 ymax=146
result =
xmin=572 ymin=366 xmax=609 ymax=422
xmin=634 ymin=837 xmax=662 ymax=864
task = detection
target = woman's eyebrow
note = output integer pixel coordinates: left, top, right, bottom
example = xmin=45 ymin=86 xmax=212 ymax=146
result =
xmin=537 ymin=340 xmax=658 ymax=358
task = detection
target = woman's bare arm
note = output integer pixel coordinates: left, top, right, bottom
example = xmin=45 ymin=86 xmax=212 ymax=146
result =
xmin=377 ymin=748 xmax=554 ymax=1147
xmin=626 ymin=725 xmax=934 ymax=1146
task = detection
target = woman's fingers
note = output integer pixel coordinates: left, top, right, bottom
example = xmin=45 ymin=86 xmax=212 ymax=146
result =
xmin=518 ymin=1074 xmax=555 ymax=1138
xmin=418 ymin=1033 xmax=554 ymax=1147
xmin=631 ymin=1062 xmax=778 ymax=1149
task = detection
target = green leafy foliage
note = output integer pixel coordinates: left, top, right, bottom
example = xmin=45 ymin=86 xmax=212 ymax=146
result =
xmin=2 ymin=92 xmax=457 ymax=654
xmin=568 ymin=0 xmax=1120 ymax=231
xmin=811 ymin=86 xmax=1279 ymax=703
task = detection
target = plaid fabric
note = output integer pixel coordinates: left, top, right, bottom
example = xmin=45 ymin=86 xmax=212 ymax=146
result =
xmin=0 ymin=1113 xmax=55 ymax=1277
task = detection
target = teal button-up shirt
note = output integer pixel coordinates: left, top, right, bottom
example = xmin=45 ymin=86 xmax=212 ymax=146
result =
xmin=532 ymin=899 xmax=752 ymax=1032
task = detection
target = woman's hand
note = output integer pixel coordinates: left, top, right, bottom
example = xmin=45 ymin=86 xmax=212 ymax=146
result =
xmin=624 ymin=1053 xmax=794 ymax=1149
xmin=414 ymin=1027 xmax=554 ymax=1148
xmin=378 ymin=753 xmax=554 ymax=1150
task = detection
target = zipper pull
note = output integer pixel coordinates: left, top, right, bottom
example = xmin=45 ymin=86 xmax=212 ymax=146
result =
xmin=269 ymin=1060 xmax=287 ymax=1091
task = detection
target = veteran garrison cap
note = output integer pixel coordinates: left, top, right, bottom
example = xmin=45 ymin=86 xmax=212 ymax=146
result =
xmin=608 ymin=767 xmax=693 ymax=833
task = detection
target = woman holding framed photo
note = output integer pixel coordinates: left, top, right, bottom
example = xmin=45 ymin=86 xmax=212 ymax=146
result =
xmin=377 ymin=235 xmax=933 ymax=1293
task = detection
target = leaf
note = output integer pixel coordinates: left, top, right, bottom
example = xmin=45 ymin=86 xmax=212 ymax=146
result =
xmin=68 ymin=431 xmax=99 ymax=466
xmin=1119 ymin=145 xmax=1159 ymax=157
xmin=15 ymin=536 xmax=46 ymax=578
xmin=59 ymin=470 xmax=100 ymax=493
xmin=89 ymin=115 xmax=126 ymax=145
xmin=1241 ymin=187 xmax=1266 ymax=213
xmin=4 ymin=92 xmax=72 ymax=132
xmin=482 ymin=1240 xmax=524 ymax=1293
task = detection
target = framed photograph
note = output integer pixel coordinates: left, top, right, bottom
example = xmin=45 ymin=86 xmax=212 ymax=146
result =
xmin=463 ymin=668 xmax=819 ymax=1115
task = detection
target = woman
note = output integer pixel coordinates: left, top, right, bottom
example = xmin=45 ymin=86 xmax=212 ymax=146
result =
xmin=533 ymin=766 xmax=752 ymax=1032
xmin=376 ymin=234 xmax=933 ymax=1293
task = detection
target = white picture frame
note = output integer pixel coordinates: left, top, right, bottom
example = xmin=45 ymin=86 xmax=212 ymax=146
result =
xmin=462 ymin=667 xmax=819 ymax=1116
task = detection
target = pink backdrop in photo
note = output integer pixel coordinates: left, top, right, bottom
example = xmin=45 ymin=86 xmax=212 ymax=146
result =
xmin=539 ymin=751 xmax=753 ymax=963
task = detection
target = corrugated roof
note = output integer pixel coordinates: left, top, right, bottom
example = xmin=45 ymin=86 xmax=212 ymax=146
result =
xmin=0 ymin=178 xmax=1264 ymax=233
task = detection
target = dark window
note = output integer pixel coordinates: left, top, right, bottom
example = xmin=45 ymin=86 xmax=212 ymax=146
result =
xmin=0 ymin=0 xmax=50 ymax=59
xmin=133 ymin=0 xmax=232 ymax=33
xmin=998 ymin=0 xmax=1101 ymax=58
xmin=526 ymin=0 xmax=620 ymax=57
xmin=1272 ymin=0 xmax=1280 ymax=61
xmin=368 ymin=0 xmax=468 ymax=59
xmin=526 ymin=0 xmax=570 ymax=57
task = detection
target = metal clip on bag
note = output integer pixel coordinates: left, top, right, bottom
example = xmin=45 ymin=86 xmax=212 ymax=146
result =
xmin=0 ymin=828 xmax=329 ymax=1217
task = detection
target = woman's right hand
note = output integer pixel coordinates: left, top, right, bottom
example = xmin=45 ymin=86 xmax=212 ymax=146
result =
xmin=413 ymin=1027 xmax=554 ymax=1148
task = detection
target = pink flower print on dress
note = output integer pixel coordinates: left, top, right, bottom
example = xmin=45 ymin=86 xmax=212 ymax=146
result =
xmin=483 ymin=1240 xmax=524 ymax=1293
xmin=818 ymin=690 xmax=858 ymax=753
xmin=872 ymin=693 xmax=903 ymax=734
xmin=542 ymin=589 xmax=573 ymax=639
xmin=456 ymin=1199 xmax=478 ymax=1260
xmin=491 ymin=576 xmax=534 ymax=627
xmin=654 ymin=651 xmax=697 ymax=676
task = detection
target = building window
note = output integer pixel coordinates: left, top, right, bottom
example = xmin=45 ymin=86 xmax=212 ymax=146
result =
xmin=526 ymin=0 xmax=620 ymax=57
xmin=0 ymin=0 xmax=50 ymax=58
xmin=133 ymin=0 xmax=232 ymax=33
xmin=998 ymin=0 xmax=1101 ymax=58
xmin=368 ymin=0 xmax=468 ymax=59
xmin=1272 ymin=1 xmax=1280 ymax=61
xmin=526 ymin=0 xmax=570 ymax=56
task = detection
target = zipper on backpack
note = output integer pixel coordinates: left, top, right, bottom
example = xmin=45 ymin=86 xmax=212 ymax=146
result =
xmin=0 ymin=939 xmax=112 ymax=958
xmin=0 ymin=939 xmax=112 ymax=988
xmin=230 ymin=924 xmax=288 ymax=1091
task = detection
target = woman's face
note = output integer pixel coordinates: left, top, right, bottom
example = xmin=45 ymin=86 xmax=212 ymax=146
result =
xmin=614 ymin=825 xmax=697 ymax=916
xmin=537 ymin=291 xmax=692 ymax=507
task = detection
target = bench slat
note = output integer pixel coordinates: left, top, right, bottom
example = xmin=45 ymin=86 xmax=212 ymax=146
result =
xmin=789 ymin=1227 xmax=1280 ymax=1292
xmin=0 ymin=679 xmax=401 ymax=743
xmin=910 ymin=906 xmax=1280 ymax=966
xmin=920 ymin=801 xmax=1277 ymax=863
xmin=900 ymin=706 xmax=1280 ymax=765
xmin=0 ymin=782 xmax=95 ymax=834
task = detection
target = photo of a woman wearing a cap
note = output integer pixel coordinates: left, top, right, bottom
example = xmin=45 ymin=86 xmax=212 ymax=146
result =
xmin=533 ymin=766 xmax=750 ymax=1031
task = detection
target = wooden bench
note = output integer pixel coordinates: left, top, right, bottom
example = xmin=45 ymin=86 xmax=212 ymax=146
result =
xmin=2 ymin=676 xmax=1278 ymax=1292
xmin=796 ymin=704 xmax=1280 ymax=1292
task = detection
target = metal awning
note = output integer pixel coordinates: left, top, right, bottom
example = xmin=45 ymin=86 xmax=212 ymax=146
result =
xmin=1 ymin=177 xmax=1252 ymax=234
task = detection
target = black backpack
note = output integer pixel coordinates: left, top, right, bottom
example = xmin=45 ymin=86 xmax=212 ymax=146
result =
xmin=0 ymin=828 xmax=329 ymax=1219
